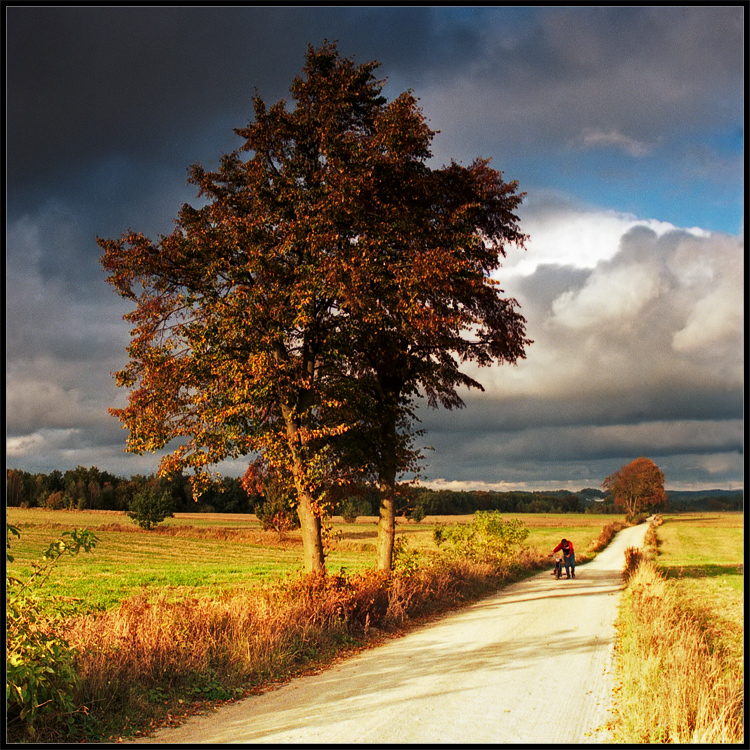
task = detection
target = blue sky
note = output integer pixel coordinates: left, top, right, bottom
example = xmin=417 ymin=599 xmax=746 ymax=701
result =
xmin=6 ymin=6 xmax=744 ymax=492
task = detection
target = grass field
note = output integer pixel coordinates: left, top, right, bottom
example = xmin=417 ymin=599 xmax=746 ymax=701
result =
xmin=5 ymin=508 xmax=622 ymax=611
xmin=653 ymin=512 xmax=743 ymax=661
xmin=613 ymin=511 xmax=744 ymax=744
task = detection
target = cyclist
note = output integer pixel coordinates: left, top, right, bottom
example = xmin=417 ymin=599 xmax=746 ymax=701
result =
xmin=552 ymin=538 xmax=575 ymax=578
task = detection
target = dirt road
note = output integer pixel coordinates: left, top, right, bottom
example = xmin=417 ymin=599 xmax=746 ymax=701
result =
xmin=133 ymin=523 xmax=648 ymax=744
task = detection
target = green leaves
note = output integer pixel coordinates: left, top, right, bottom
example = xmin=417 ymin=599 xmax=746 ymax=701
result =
xmin=127 ymin=487 xmax=175 ymax=530
xmin=432 ymin=512 xmax=530 ymax=567
xmin=6 ymin=527 xmax=99 ymax=737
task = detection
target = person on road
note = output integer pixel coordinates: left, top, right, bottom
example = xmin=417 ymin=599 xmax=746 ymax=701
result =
xmin=552 ymin=538 xmax=575 ymax=578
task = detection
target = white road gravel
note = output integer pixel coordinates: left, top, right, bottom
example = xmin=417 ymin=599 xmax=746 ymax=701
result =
xmin=132 ymin=522 xmax=649 ymax=744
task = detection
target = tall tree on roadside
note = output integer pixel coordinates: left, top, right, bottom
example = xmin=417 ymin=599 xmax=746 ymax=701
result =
xmin=99 ymin=42 xmax=530 ymax=573
xmin=336 ymin=153 xmax=531 ymax=570
xmin=602 ymin=457 xmax=667 ymax=518
xmin=100 ymin=43 xmax=384 ymax=573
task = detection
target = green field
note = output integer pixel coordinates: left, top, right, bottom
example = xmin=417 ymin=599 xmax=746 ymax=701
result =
xmin=653 ymin=512 xmax=743 ymax=658
xmin=6 ymin=508 xmax=622 ymax=610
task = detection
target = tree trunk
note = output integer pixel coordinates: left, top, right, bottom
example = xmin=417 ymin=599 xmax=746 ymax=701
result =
xmin=376 ymin=419 xmax=398 ymax=571
xmin=280 ymin=390 xmax=326 ymax=575
xmin=296 ymin=490 xmax=326 ymax=574
xmin=376 ymin=477 xmax=396 ymax=570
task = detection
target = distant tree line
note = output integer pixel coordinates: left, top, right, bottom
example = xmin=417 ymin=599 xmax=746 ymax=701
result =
xmin=5 ymin=467 xmax=605 ymax=517
xmin=664 ymin=490 xmax=743 ymax=512
xmin=5 ymin=466 xmax=254 ymax=515
xmin=407 ymin=487 xmax=601 ymax=517
xmin=6 ymin=467 xmax=741 ymax=518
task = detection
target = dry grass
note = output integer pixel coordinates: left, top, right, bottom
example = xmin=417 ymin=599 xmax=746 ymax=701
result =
xmin=50 ymin=549 xmax=548 ymax=741
xmin=613 ymin=557 xmax=743 ymax=744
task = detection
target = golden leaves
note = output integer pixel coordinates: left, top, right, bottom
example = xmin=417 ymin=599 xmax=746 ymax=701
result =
xmin=99 ymin=41 xmax=529 ymax=537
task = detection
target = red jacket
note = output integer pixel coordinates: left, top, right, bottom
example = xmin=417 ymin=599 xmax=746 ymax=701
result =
xmin=553 ymin=540 xmax=574 ymax=556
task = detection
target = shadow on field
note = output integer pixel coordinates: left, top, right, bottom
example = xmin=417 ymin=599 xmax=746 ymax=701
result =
xmin=661 ymin=563 xmax=743 ymax=580
xmin=341 ymin=530 xmax=378 ymax=540
xmin=660 ymin=515 xmax=724 ymax=523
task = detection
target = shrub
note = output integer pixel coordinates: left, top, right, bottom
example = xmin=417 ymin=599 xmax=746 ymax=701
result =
xmin=6 ymin=525 xmax=98 ymax=740
xmin=392 ymin=536 xmax=421 ymax=576
xmin=45 ymin=491 xmax=65 ymax=510
xmin=127 ymin=487 xmax=174 ymax=530
xmin=337 ymin=496 xmax=372 ymax=524
xmin=254 ymin=496 xmax=301 ymax=540
xmin=407 ymin=504 xmax=426 ymax=523
xmin=433 ymin=511 xmax=529 ymax=568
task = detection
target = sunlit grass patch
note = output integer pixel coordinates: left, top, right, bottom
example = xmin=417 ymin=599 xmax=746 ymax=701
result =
xmin=655 ymin=513 xmax=743 ymax=661
xmin=612 ymin=512 xmax=744 ymax=744
xmin=6 ymin=509 xmax=625 ymax=611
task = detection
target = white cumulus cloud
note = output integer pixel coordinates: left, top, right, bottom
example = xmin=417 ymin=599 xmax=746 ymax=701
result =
xmin=550 ymin=262 xmax=661 ymax=329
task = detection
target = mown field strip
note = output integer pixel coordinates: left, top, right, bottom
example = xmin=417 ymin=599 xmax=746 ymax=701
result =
xmin=6 ymin=508 xmax=626 ymax=611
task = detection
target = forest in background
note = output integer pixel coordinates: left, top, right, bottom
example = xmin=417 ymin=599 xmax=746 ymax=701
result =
xmin=5 ymin=466 xmax=743 ymax=517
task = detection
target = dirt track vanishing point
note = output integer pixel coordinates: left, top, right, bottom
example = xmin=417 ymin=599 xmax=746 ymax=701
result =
xmin=133 ymin=523 xmax=649 ymax=744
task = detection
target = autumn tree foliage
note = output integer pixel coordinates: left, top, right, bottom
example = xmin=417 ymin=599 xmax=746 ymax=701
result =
xmin=241 ymin=458 xmax=300 ymax=539
xmin=99 ymin=42 xmax=529 ymax=573
xmin=602 ymin=457 xmax=667 ymax=519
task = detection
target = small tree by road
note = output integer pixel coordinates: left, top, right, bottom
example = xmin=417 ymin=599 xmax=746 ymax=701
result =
xmin=602 ymin=457 xmax=667 ymax=520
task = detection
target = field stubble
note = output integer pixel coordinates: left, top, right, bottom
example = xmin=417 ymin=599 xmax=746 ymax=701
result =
xmin=612 ymin=513 xmax=743 ymax=744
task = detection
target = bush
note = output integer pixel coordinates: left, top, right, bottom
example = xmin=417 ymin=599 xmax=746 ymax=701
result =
xmin=6 ymin=525 xmax=99 ymax=740
xmin=45 ymin=491 xmax=65 ymax=510
xmin=255 ymin=496 xmax=301 ymax=540
xmin=407 ymin=504 xmax=426 ymax=523
xmin=127 ymin=487 xmax=174 ymax=530
xmin=392 ymin=536 xmax=421 ymax=576
xmin=337 ymin=496 xmax=372 ymax=524
xmin=433 ymin=511 xmax=529 ymax=568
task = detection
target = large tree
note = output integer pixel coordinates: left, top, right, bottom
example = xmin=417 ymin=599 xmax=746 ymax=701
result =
xmin=602 ymin=457 xmax=667 ymax=518
xmin=335 ymin=156 xmax=531 ymax=569
xmin=100 ymin=42 xmax=530 ymax=573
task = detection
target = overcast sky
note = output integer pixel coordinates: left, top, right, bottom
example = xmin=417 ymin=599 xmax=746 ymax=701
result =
xmin=6 ymin=5 xmax=744 ymax=492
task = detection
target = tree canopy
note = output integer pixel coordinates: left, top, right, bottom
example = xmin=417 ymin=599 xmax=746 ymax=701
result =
xmin=99 ymin=42 xmax=530 ymax=573
xmin=602 ymin=457 xmax=667 ymax=518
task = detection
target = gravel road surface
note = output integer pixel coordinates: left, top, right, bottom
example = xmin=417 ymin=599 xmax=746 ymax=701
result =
xmin=133 ymin=522 xmax=648 ymax=744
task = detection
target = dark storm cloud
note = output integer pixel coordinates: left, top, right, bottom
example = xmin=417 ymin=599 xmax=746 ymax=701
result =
xmin=11 ymin=6 xmax=740 ymax=190
xmin=420 ymin=387 xmax=744 ymax=436
xmin=5 ymin=6 xmax=743 ymax=489
xmin=8 ymin=6 xmax=297 ymax=186
xmin=6 ymin=5 xmax=471 ymax=194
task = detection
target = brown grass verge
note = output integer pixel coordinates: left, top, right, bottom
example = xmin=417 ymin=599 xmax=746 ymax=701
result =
xmin=586 ymin=519 xmax=628 ymax=555
xmin=16 ymin=548 xmax=547 ymax=742
xmin=612 ymin=557 xmax=743 ymax=743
